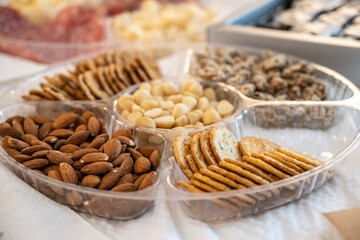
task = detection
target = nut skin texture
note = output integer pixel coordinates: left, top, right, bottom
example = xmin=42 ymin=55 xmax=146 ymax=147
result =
xmin=59 ymin=162 xmax=78 ymax=185
xmin=82 ymin=175 xmax=101 ymax=188
xmin=134 ymin=157 xmax=151 ymax=174
xmin=80 ymin=162 xmax=113 ymax=175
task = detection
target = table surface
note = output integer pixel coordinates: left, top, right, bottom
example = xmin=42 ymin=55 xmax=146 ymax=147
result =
xmin=0 ymin=53 xmax=359 ymax=240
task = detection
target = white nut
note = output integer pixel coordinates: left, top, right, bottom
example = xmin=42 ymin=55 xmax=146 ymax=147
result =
xmin=183 ymin=80 xmax=193 ymax=91
xmin=162 ymin=82 xmax=179 ymax=95
xmin=186 ymin=112 xmax=200 ymax=125
xmin=118 ymin=94 xmax=134 ymax=103
xmin=161 ymin=110 xmax=171 ymax=116
xmin=208 ymin=101 xmax=218 ymax=109
xmin=132 ymin=104 xmax=145 ymax=114
xmin=203 ymin=109 xmax=221 ymax=125
xmin=167 ymin=94 xmax=183 ymax=104
xmin=194 ymin=122 xmax=204 ymax=127
xmin=144 ymin=108 xmax=163 ymax=118
xmin=121 ymin=110 xmax=130 ymax=119
xmin=160 ymin=100 xmax=174 ymax=110
xmin=192 ymin=109 xmax=203 ymax=120
xmin=127 ymin=111 xmax=143 ymax=124
xmin=196 ymin=97 xmax=209 ymax=110
xmin=204 ymin=88 xmax=217 ymax=101
xmin=154 ymin=116 xmax=175 ymax=128
xmin=175 ymin=115 xmax=189 ymax=127
xmin=182 ymin=91 xmax=199 ymax=99
xmin=133 ymin=89 xmax=151 ymax=104
xmin=172 ymin=103 xmax=189 ymax=119
xmin=188 ymin=81 xmax=203 ymax=96
xmin=151 ymin=80 xmax=163 ymax=87
xmin=140 ymin=99 xmax=159 ymax=111
xmin=120 ymin=100 xmax=136 ymax=112
xmin=136 ymin=117 xmax=156 ymax=128
xmin=216 ymin=100 xmax=234 ymax=117
xmin=182 ymin=96 xmax=197 ymax=111
xmin=139 ymin=83 xmax=151 ymax=91
xmin=151 ymin=84 xmax=163 ymax=97
xmin=184 ymin=125 xmax=195 ymax=129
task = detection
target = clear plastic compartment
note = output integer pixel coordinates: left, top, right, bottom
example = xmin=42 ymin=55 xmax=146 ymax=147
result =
xmin=165 ymin=103 xmax=360 ymax=221
xmin=0 ymin=101 xmax=165 ymax=220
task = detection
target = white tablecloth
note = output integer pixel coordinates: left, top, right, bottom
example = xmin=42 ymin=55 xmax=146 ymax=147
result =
xmin=0 ymin=52 xmax=360 ymax=240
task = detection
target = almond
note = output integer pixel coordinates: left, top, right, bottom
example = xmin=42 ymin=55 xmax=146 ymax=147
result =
xmin=136 ymin=146 xmax=155 ymax=158
xmin=87 ymin=136 xmax=106 ymax=149
xmin=23 ymin=117 xmax=38 ymax=138
xmin=112 ymin=129 xmax=131 ymax=138
xmin=149 ymin=149 xmax=160 ymax=170
xmin=134 ymin=157 xmax=151 ymax=174
xmin=32 ymin=115 xmax=52 ymax=125
xmin=76 ymin=116 xmax=87 ymax=125
xmin=59 ymin=162 xmax=78 ymax=184
xmin=80 ymin=162 xmax=113 ymax=175
xmin=43 ymin=165 xmax=60 ymax=175
xmin=75 ymin=171 xmax=84 ymax=181
xmin=113 ymin=136 xmax=135 ymax=147
xmin=43 ymin=136 xmax=58 ymax=145
xmin=87 ymin=117 xmax=100 ymax=137
xmin=104 ymin=139 xmax=121 ymax=161
xmin=120 ymin=144 xmax=127 ymax=153
xmin=111 ymin=183 xmax=136 ymax=192
xmin=73 ymin=148 xmax=98 ymax=160
xmin=72 ymin=160 xmax=86 ymax=171
xmin=49 ymin=129 xmax=74 ymax=138
xmin=47 ymin=150 xmax=73 ymax=165
xmin=60 ymin=144 xmax=80 ymax=153
xmin=30 ymin=139 xmax=52 ymax=148
xmin=53 ymin=112 xmax=78 ymax=129
xmin=6 ymin=116 xmax=24 ymax=125
xmin=5 ymin=148 xmax=20 ymax=158
xmin=14 ymin=154 xmax=32 ymax=163
xmin=79 ymin=142 xmax=90 ymax=149
xmin=99 ymin=119 xmax=106 ymax=134
xmin=82 ymin=111 xmax=95 ymax=121
xmin=75 ymin=124 xmax=87 ymax=133
xmin=119 ymin=156 xmax=133 ymax=176
xmin=137 ymin=171 xmax=157 ymax=190
xmin=31 ymin=150 xmax=50 ymax=159
xmin=0 ymin=125 xmax=21 ymax=138
xmin=38 ymin=122 xmax=53 ymax=140
xmin=7 ymin=137 xmax=29 ymax=150
xmin=112 ymin=153 xmax=131 ymax=167
xmin=65 ymin=130 xmax=90 ymax=145
xmin=23 ymin=158 xmax=49 ymax=169
xmin=133 ymin=174 xmax=147 ymax=189
xmin=65 ymin=191 xmax=82 ymax=206
xmin=12 ymin=120 xmax=24 ymax=136
xmin=21 ymin=144 xmax=51 ymax=155
xmin=54 ymin=139 xmax=66 ymax=150
xmin=79 ymin=152 xmax=109 ymax=164
xmin=98 ymin=168 xmax=122 ymax=190
xmin=22 ymin=134 xmax=38 ymax=145
xmin=82 ymin=175 xmax=101 ymax=188
xmin=127 ymin=148 xmax=143 ymax=160
xmin=47 ymin=169 xmax=63 ymax=181
xmin=2 ymin=136 xmax=11 ymax=149
xmin=115 ymin=173 xmax=133 ymax=186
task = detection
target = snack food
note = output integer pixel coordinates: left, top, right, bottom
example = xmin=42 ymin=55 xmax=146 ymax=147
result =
xmin=21 ymin=50 xmax=161 ymax=101
xmin=0 ymin=111 xmax=160 ymax=195
xmin=174 ymin=128 xmax=324 ymax=206
xmin=116 ymin=80 xmax=235 ymax=129
xmin=112 ymin=0 xmax=215 ymax=42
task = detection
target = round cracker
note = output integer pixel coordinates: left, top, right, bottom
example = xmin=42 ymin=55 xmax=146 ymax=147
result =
xmin=239 ymin=137 xmax=280 ymax=156
xmin=200 ymin=131 xmax=218 ymax=165
xmin=209 ymin=128 xmax=241 ymax=162
xmin=173 ymin=135 xmax=194 ymax=179
xmin=190 ymin=133 xmax=208 ymax=169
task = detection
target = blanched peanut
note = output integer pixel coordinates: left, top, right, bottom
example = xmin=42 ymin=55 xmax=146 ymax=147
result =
xmin=151 ymin=84 xmax=163 ymax=97
xmin=132 ymin=104 xmax=145 ymax=114
xmin=161 ymin=110 xmax=171 ymax=116
xmin=162 ymin=82 xmax=178 ymax=95
xmin=127 ymin=111 xmax=143 ymax=124
xmin=203 ymin=109 xmax=221 ymax=125
xmin=192 ymin=109 xmax=203 ymax=119
xmin=140 ymin=99 xmax=159 ymax=110
xmin=195 ymin=122 xmax=204 ymax=127
xmin=184 ymin=125 xmax=195 ymax=129
xmin=183 ymin=81 xmax=193 ymax=91
xmin=167 ymin=94 xmax=183 ymax=104
xmin=186 ymin=112 xmax=200 ymax=125
xmin=160 ymin=100 xmax=174 ymax=110
xmin=175 ymin=115 xmax=189 ymax=127
xmin=188 ymin=81 xmax=203 ymax=96
xmin=121 ymin=100 xmax=136 ymax=112
xmin=182 ymin=91 xmax=199 ymax=99
xmin=172 ymin=103 xmax=188 ymax=119
xmin=151 ymin=80 xmax=163 ymax=87
xmin=140 ymin=83 xmax=151 ymax=91
xmin=196 ymin=97 xmax=209 ymax=110
xmin=118 ymin=94 xmax=134 ymax=103
xmin=204 ymin=88 xmax=216 ymax=101
xmin=136 ymin=117 xmax=156 ymax=128
xmin=121 ymin=110 xmax=130 ymax=119
xmin=182 ymin=96 xmax=197 ymax=110
xmin=133 ymin=89 xmax=151 ymax=104
xmin=154 ymin=116 xmax=175 ymax=128
xmin=208 ymin=101 xmax=218 ymax=109
xmin=144 ymin=108 xmax=163 ymax=118
xmin=217 ymin=100 xmax=234 ymax=117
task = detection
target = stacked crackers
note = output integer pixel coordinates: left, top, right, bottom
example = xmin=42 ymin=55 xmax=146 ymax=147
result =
xmin=22 ymin=50 xmax=161 ymax=101
xmin=174 ymin=127 xmax=323 ymax=208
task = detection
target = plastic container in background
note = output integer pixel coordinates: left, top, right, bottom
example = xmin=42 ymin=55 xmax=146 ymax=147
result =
xmin=0 ymin=101 xmax=165 ymax=220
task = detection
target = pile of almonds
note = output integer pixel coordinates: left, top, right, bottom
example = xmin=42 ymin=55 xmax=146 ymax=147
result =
xmin=0 ymin=111 xmax=160 ymax=193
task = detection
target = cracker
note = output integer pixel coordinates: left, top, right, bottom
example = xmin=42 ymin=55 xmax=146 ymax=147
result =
xmin=133 ymin=61 xmax=150 ymax=82
xmin=199 ymin=168 xmax=241 ymax=189
xmin=252 ymin=153 xmax=300 ymax=176
xmin=185 ymin=154 xmax=199 ymax=174
xmin=104 ymin=66 xmax=120 ymax=94
xmin=177 ymin=180 xmax=204 ymax=193
xmin=224 ymin=158 xmax=277 ymax=182
xmin=264 ymin=152 xmax=304 ymax=173
xmin=114 ymin=61 xmax=131 ymax=87
xmin=199 ymin=131 xmax=218 ymax=165
xmin=190 ymin=133 xmax=208 ymax=169
xmin=239 ymin=136 xmax=280 ymax=156
xmin=42 ymin=87 xmax=66 ymax=101
xmin=136 ymin=56 xmax=160 ymax=79
xmin=125 ymin=63 xmax=141 ymax=84
xmin=243 ymin=156 xmax=290 ymax=179
xmin=40 ymin=82 xmax=73 ymax=100
xmin=207 ymin=165 xmax=252 ymax=188
xmin=209 ymin=128 xmax=241 ymax=162
xmin=190 ymin=178 xmax=218 ymax=192
xmin=173 ymin=135 xmax=194 ymax=179
xmin=272 ymin=151 xmax=314 ymax=170
xmin=109 ymin=64 xmax=127 ymax=91
xmin=83 ymin=71 xmax=109 ymax=99
xmin=29 ymin=89 xmax=56 ymax=100
xmin=96 ymin=67 xmax=114 ymax=96
xmin=22 ymin=94 xmax=43 ymax=101
xmin=192 ymin=173 xmax=230 ymax=191
xmin=277 ymin=148 xmax=323 ymax=167
xmin=78 ymin=74 xmax=95 ymax=100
